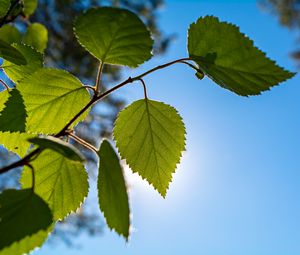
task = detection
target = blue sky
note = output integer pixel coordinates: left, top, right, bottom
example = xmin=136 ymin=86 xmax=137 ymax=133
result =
xmin=37 ymin=1 xmax=300 ymax=254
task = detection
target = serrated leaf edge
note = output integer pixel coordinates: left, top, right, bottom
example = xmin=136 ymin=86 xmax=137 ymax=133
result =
xmin=113 ymin=99 xmax=186 ymax=198
xmin=187 ymin=15 xmax=296 ymax=96
xmin=73 ymin=6 xmax=154 ymax=68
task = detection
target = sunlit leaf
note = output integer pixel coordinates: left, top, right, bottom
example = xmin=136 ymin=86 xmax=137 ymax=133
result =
xmin=74 ymin=7 xmax=153 ymax=67
xmin=18 ymin=68 xmax=90 ymax=134
xmin=0 ymin=25 xmax=22 ymax=44
xmin=23 ymin=0 xmax=38 ymax=17
xmin=98 ymin=139 xmax=130 ymax=238
xmin=188 ymin=16 xmax=295 ymax=96
xmin=0 ymin=40 xmax=27 ymax=65
xmin=0 ymin=131 xmax=32 ymax=157
xmin=2 ymin=44 xmax=43 ymax=83
xmin=23 ymin=23 xmax=48 ymax=52
xmin=21 ymin=150 xmax=89 ymax=220
xmin=0 ymin=89 xmax=27 ymax=132
xmin=0 ymin=227 xmax=52 ymax=255
xmin=114 ymin=99 xmax=186 ymax=197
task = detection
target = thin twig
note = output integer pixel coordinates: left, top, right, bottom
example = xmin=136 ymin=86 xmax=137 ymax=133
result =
xmin=0 ymin=79 xmax=10 ymax=90
xmin=0 ymin=148 xmax=41 ymax=174
xmin=68 ymin=133 xmax=98 ymax=153
xmin=83 ymin=85 xmax=97 ymax=94
xmin=95 ymin=61 xmax=104 ymax=93
xmin=0 ymin=58 xmax=193 ymax=174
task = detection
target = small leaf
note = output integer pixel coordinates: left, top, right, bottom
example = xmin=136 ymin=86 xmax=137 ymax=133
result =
xmin=0 ymin=40 xmax=27 ymax=65
xmin=28 ymin=136 xmax=85 ymax=162
xmin=0 ymin=25 xmax=22 ymax=44
xmin=0 ymin=0 xmax=10 ymax=18
xmin=23 ymin=23 xmax=48 ymax=52
xmin=188 ymin=16 xmax=296 ymax=96
xmin=113 ymin=99 xmax=186 ymax=197
xmin=98 ymin=139 xmax=130 ymax=238
xmin=21 ymin=149 xmax=89 ymax=220
xmin=2 ymin=44 xmax=43 ymax=83
xmin=18 ymin=68 xmax=90 ymax=134
xmin=74 ymin=7 xmax=153 ymax=67
xmin=0 ymin=89 xmax=27 ymax=132
xmin=0 ymin=189 xmax=53 ymax=250
xmin=23 ymin=0 xmax=38 ymax=17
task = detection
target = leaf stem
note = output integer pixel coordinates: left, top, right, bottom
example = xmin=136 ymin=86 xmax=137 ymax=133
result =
xmin=68 ymin=132 xmax=98 ymax=153
xmin=138 ymin=78 xmax=148 ymax=99
xmin=0 ymin=57 xmax=193 ymax=174
xmin=95 ymin=61 xmax=104 ymax=93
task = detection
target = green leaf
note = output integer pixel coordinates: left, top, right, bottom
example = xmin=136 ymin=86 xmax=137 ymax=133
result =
xmin=113 ymin=99 xmax=186 ymax=197
xmin=0 ymin=90 xmax=9 ymax=112
xmin=2 ymin=44 xmax=43 ymax=83
xmin=23 ymin=0 xmax=38 ymax=17
xmin=0 ymin=25 xmax=22 ymax=44
xmin=0 ymin=227 xmax=52 ymax=255
xmin=0 ymin=40 xmax=27 ymax=65
xmin=74 ymin=7 xmax=153 ymax=67
xmin=23 ymin=23 xmax=48 ymax=52
xmin=0 ymin=131 xmax=32 ymax=157
xmin=188 ymin=16 xmax=296 ymax=96
xmin=28 ymin=136 xmax=85 ymax=162
xmin=98 ymin=139 xmax=130 ymax=238
xmin=0 ymin=189 xmax=53 ymax=250
xmin=0 ymin=89 xmax=27 ymax=132
xmin=0 ymin=90 xmax=31 ymax=157
xmin=18 ymin=68 xmax=90 ymax=134
xmin=0 ymin=0 xmax=10 ymax=18
xmin=21 ymin=149 xmax=89 ymax=220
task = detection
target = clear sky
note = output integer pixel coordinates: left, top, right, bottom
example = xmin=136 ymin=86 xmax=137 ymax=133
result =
xmin=37 ymin=1 xmax=300 ymax=254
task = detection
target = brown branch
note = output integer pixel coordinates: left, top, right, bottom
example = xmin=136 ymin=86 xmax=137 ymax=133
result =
xmin=0 ymin=58 xmax=193 ymax=174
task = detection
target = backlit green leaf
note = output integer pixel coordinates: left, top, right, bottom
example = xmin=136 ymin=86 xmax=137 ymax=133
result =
xmin=113 ymin=99 xmax=186 ymax=197
xmin=0 ymin=189 xmax=53 ymax=251
xmin=0 ymin=25 xmax=22 ymax=44
xmin=18 ymin=68 xmax=90 ymax=134
xmin=0 ymin=227 xmax=52 ymax=255
xmin=29 ymin=136 xmax=85 ymax=162
xmin=188 ymin=16 xmax=295 ymax=96
xmin=0 ymin=90 xmax=9 ymax=111
xmin=23 ymin=23 xmax=48 ymax=52
xmin=0 ymin=89 xmax=27 ymax=132
xmin=21 ymin=149 xmax=89 ymax=220
xmin=74 ymin=7 xmax=153 ymax=67
xmin=0 ymin=131 xmax=32 ymax=157
xmin=0 ymin=40 xmax=27 ymax=65
xmin=23 ymin=0 xmax=38 ymax=16
xmin=2 ymin=44 xmax=43 ymax=83
xmin=98 ymin=139 xmax=130 ymax=238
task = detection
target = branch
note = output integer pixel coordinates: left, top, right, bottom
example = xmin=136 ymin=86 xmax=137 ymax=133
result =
xmin=0 ymin=58 xmax=193 ymax=174
xmin=0 ymin=148 xmax=41 ymax=174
